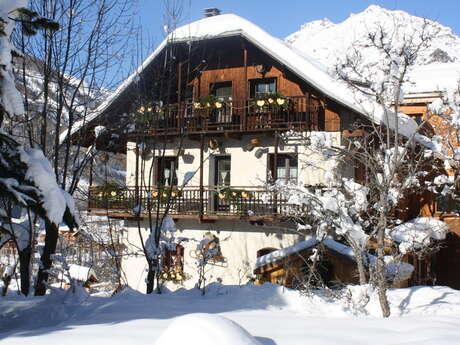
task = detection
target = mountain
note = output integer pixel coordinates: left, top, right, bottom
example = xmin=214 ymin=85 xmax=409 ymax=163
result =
xmin=286 ymin=5 xmax=460 ymax=93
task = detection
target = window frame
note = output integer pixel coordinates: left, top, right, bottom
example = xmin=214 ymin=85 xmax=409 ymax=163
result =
xmin=267 ymin=153 xmax=298 ymax=184
xmin=156 ymin=156 xmax=179 ymax=186
xmin=249 ymin=78 xmax=277 ymax=98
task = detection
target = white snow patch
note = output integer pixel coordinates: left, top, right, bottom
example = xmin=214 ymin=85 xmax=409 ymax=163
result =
xmin=19 ymin=148 xmax=67 ymax=225
xmin=388 ymin=217 xmax=449 ymax=254
xmin=154 ymin=313 xmax=261 ymax=345
xmin=1 ymin=284 xmax=460 ymax=344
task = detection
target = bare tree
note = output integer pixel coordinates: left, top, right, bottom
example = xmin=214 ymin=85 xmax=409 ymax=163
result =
xmin=270 ymin=19 xmax=447 ymax=317
xmin=332 ymin=20 xmax=442 ymax=317
xmin=7 ymin=0 xmax=137 ymax=295
xmin=0 ymin=3 xmax=78 ymax=296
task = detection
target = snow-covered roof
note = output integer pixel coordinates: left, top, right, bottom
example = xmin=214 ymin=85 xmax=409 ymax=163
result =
xmin=388 ymin=217 xmax=448 ymax=254
xmin=62 ymin=13 xmax=417 ymax=143
xmin=405 ymin=63 xmax=460 ymax=95
xmin=68 ymin=264 xmax=97 ymax=282
xmin=255 ymin=238 xmax=319 ymax=268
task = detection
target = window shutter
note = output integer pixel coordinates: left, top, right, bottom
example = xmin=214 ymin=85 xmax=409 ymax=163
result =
xmin=267 ymin=153 xmax=275 ymax=183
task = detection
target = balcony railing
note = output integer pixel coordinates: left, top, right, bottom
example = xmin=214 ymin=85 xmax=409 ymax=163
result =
xmin=88 ymin=186 xmax=291 ymax=219
xmin=131 ymin=96 xmax=321 ymax=137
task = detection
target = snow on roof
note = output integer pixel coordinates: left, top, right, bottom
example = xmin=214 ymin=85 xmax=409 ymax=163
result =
xmin=255 ymin=238 xmax=413 ymax=281
xmin=68 ymin=264 xmax=97 ymax=282
xmin=406 ymin=63 xmax=460 ymax=95
xmin=62 ymin=13 xmax=417 ymax=143
xmin=255 ymin=238 xmax=319 ymax=268
xmin=387 ymin=217 xmax=448 ymax=254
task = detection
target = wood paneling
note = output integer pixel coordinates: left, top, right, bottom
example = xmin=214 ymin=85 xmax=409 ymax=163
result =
xmin=325 ymin=107 xmax=341 ymax=131
xmin=192 ymin=64 xmax=304 ymax=100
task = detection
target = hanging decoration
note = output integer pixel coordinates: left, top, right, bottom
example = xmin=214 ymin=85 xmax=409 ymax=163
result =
xmin=193 ymin=96 xmax=229 ymax=117
xmin=133 ymin=101 xmax=166 ymax=125
xmin=254 ymin=92 xmax=289 ymax=110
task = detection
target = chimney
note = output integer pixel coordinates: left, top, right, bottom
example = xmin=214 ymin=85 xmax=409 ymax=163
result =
xmin=204 ymin=8 xmax=221 ymax=17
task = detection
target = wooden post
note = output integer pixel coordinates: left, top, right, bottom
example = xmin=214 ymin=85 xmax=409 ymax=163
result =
xmin=135 ymin=139 xmax=140 ymax=209
xmin=177 ymin=61 xmax=183 ymax=131
xmin=243 ymin=43 xmax=248 ymax=131
xmin=89 ymin=156 xmax=93 ymax=187
xmin=197 ymin=72 xmax=201 ymax=98
xmin=305 ymin=92 xmax=310 ymax=130
xmin=88 ymin=156 xmax=94 ymax=212
xmin=199 ymin=134 xmax=204 ymax=221
xmin=274 ymin=131 xmax=279 ymax=214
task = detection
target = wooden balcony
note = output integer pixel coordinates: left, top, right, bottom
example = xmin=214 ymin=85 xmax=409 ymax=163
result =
xmin=131 ymin=96 xmax=325 ymax=138
xmin=87 ymin=186 xmax=291 ymax=221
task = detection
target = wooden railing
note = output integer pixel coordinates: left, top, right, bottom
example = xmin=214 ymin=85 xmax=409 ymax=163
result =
xmin=88 ymin=186 xmax=290 ymax=219
xmin=131 ymin=96 xmax=321 ymax=137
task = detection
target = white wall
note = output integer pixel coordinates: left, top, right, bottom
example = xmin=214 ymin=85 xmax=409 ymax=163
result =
xmin=126 ymin=131 xmax=345 ymax=188
xmin=121 ymin=219 xmax=303 ymax=292
xmin=122 ymin=132 xmax=349 ymax=292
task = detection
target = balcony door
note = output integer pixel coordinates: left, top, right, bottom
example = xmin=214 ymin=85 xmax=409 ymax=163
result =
xmin=214 ymin=156 xmax=231 ymax=212
xmin=210 ymin=82 xmax=232 ymax=125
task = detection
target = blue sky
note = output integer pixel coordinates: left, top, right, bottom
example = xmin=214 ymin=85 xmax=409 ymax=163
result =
xmin=138 ymin=0 xmax=460 ymax=43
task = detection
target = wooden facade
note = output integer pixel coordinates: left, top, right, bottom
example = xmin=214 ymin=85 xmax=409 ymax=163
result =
xmin=254 ymin=244 xmax=409 ymax=288
xmin=75 ymin=36 xmax=347 ymax=150
xmin=399 ymin=93 xmax=460 ymax=289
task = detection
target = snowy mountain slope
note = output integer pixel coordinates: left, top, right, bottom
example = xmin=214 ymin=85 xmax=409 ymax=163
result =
xmin=13 ymin=56 xmax=105 ymax=127
xmin=286 ymin=5 xmax=460 ymax=93
xmin=287 ymin=5 xmax=460 ymax=66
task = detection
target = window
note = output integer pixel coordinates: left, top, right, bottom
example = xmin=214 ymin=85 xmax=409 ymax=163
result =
xmin=268 ymin=154 xmax=298 ymax=184
xmin=410 ymin=113 xmax=424 ymax=125
xmin=210 ymin=82 xmax=233 ymax=124
xmin=157 ymin=157 xmax=178 ymax=186
xmin=210 ymin=81 xmax=232 ymax=100
xmin=215 ymin=156 xmax=231 ymax=186
xmin=437 ymin=194 xmax=460 ymax=213
xmin=250 ymin=78 xmax=276 ymax=98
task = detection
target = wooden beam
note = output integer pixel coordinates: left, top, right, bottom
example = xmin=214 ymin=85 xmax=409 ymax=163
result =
xmin=274 ymin=131 xmax=279 ymax=212
xmin=224 ymin=131 xmax=242 ymax=141
xmin=199 ymin=134 xmax=204 ymax=222
xmin=177 ymin=61 xmax=183 ymax=129
xmin=89 ymin=157 xmax=93 ymax=187
xmin=243 ymin=43 xmax=248 ymax=131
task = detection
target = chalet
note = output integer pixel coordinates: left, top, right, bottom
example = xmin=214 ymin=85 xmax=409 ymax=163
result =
xmin=66 ymin=11 xmax=423 ymax=291
xmin=397 ymin=63 xmax=460 ymax=289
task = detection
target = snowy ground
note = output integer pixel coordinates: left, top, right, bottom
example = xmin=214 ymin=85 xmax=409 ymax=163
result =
xmin=1 ymin=284 xmax=460 ymax=345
